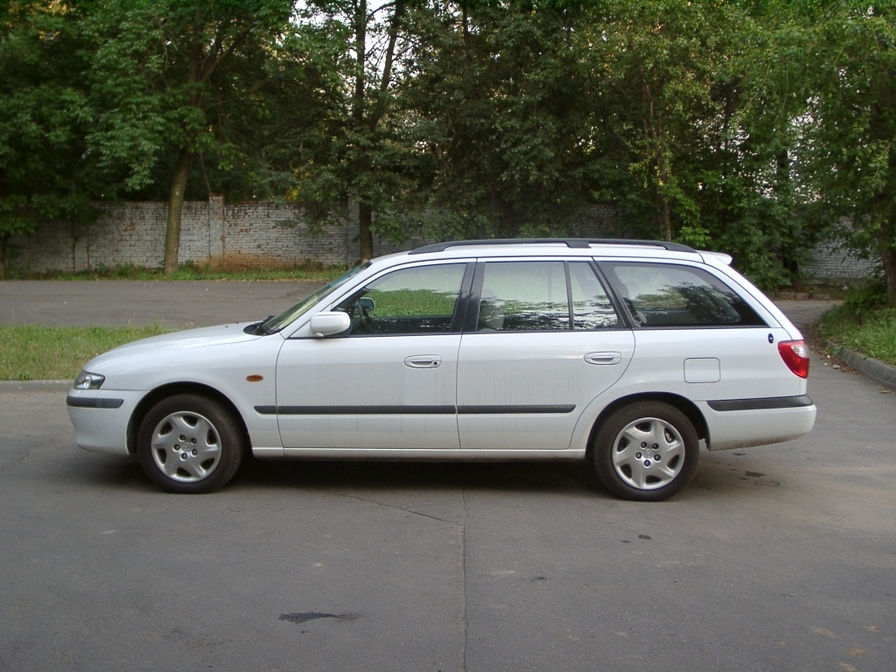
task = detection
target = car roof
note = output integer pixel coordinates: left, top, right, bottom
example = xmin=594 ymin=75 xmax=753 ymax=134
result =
xmin=386 ymin=238 xmax=719 ymax=265
xmin=409 ymin=238 xmax=695 ymax=255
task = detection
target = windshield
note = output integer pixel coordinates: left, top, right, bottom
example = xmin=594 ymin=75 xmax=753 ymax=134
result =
xmin=258 ymin=263 xmax=370 ymax=334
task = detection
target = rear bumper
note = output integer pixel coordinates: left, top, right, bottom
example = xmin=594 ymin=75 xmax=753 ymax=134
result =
xmin=699 ymin=395 xmax=816 ymax=451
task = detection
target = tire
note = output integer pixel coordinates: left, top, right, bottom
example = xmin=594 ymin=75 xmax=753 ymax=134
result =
xmin=592 ymin=401 xmax=699 ymax=502
xmin=137 ymin=394 xmax=244 ymax=494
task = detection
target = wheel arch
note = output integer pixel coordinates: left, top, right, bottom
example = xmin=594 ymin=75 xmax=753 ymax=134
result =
xmin=126 ymin=382 xmax=251 ymax=456
xmin=585 ymin=392 xmax=708 ymax=459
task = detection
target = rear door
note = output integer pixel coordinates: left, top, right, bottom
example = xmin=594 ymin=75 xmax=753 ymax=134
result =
xmin=456 ymin=259 xmax=634 ymax=450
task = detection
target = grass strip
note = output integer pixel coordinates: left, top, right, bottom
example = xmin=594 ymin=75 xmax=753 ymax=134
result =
xmin=820 ymin=304 xmax=896 ymax=367
xmin=0 ymin=324 xmax=172 ymax=381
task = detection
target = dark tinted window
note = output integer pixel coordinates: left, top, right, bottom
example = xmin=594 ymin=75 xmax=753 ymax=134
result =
xmin=605 ymin=262 xmax=766 ymax=327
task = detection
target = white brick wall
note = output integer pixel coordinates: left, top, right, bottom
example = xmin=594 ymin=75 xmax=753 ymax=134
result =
xmin=5 ymin=198 xmax=877 ymax=282
xmin=9 ymin=199 xmax=358 ymax=272
xmin=804 ymin=241 xmax=879 ymax=282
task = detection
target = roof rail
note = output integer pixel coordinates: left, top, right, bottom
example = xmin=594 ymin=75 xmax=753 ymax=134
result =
xmin=408 ymin=238 xmax=696 ymax=255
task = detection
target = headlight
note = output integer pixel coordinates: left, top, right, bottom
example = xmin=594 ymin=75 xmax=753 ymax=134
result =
xmin=74 ymin=371 xmax=105 ymax=390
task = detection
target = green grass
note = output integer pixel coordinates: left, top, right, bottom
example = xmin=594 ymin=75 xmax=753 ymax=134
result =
xmin=1 ymin=264 xmax=350 ymax=381
xmin=821 ymin=304 xmax=896 ymax=366
xmin=819 ymin=279 xmax=896 ymax=367
xmin=0 ymin=324 xmax=172 ymax=381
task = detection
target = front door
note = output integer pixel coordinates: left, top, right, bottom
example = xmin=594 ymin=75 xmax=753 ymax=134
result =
xmin=275 ymin=262 xmax=469 ymax=450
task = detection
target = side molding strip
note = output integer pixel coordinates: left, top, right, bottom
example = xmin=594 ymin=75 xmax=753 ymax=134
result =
xmin=707 ymin=395 xmax=814 ymax=412
xmin=256 ymin=404 xmax=576 ymax=416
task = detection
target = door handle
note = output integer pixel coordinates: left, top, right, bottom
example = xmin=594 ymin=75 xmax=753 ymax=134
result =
xmin=404 ymin=355 xmax=442 ymax=369
xmin=584 ymin=352 xmax=621 ymax=366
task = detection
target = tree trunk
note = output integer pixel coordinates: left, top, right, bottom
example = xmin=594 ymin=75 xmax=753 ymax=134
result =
xmin=165 ymin=149 xmax=192 ymax=274
xmin=880 ymin=217 xmax=896 ymax=307
xmin=349 ymin=0 xmax=405 ymax=263
xmin=0 ymin=233 xmax=8 ymax=280
xmin=883 ymin=246 xmax=896 ymax=307
xmin=637 ymin=61 xmax=673 ymax=241
xmin=358 ymin=200 xmax=374 ymax=262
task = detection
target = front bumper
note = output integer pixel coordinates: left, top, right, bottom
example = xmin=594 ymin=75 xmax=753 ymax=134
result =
xmin=66 ymin=389 xmax=145 ymax=455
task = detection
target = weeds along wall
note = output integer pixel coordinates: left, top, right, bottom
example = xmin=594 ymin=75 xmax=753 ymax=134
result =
xmin=5 ymin=196 xmax=875 ymax=281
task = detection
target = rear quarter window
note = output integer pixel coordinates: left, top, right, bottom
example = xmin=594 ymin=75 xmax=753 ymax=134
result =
xmin=604 ymin=262 xmax=766 ymax=328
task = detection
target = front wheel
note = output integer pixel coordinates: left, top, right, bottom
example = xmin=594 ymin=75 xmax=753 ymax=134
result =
xmin=137 ymin=394 xmax=244 ymax=494
xmin=592 ymin=401 xmax=699 ymax=502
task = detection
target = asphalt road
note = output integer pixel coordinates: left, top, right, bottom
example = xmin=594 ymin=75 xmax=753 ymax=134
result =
xmin=0 ymin=282 xmax=893 ymax=671
xmin=0 ymin=279 xmax=323 ymax=328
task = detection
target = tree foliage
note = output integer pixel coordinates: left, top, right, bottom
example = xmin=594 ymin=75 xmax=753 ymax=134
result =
xmin=82 ymin=0 xmax=296 ymax=272
xmin=0 ymin=0 xmax=97 ymax=277
xmin=796 ymin=1 xmax=896 ymax=304
xmin=288 ymin=0 xmax=422 ymax=261
xmin=4 ymin=0 xmax=896 ymax=297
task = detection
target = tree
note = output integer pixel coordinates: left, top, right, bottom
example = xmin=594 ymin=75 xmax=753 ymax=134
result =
xmin=294 ymin=0 xmax=422 ymax=261
xmin=797 ymin=1 xmax=896 ymax=304
xmin=0 ymin=1 xmax=97 ymax=278
xmin=84 ymin=0 xmax=295 ymax=273
xmin=402 ymin=0 xmax=809 ymax=290
xmin=562 ymin=1 xmax=816 ymax=286
xmin=400 ymin=1 xmax=604 ymax=239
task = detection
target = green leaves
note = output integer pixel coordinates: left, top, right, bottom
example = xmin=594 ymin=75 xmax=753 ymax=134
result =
xmin=796 ymin=1 xmax=896 ymax=301
xmin=2 ymin=0 xmax=894 ymax=297
xmin=0 ymin=0 xmax=98 ymax=258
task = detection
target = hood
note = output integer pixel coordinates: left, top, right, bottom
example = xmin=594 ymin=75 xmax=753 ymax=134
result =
xmin=105 ymin=322 xmax=262 ymax=353
xmin=81 ymin=322 xmax=272 ymax=378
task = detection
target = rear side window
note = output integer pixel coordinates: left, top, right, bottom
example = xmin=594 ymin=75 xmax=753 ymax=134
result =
xmin=604 ymin=262 xmax=766 ymax=328
xmin=476 ymin=261 xmax=619 ymax=332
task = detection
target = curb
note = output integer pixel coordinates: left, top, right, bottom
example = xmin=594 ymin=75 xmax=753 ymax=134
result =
xmin=827 ymin=343 xmax=896 ymax=391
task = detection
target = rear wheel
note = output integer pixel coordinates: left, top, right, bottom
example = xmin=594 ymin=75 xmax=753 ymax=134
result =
xmin=593 ymin=401 xmax=699 ymax=501
xmin=137 ymin=394 xmax=244 ymax=494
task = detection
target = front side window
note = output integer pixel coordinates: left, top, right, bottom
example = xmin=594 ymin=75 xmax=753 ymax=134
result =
xmin=605 ymin=262 xmax=766 ymax=327
xmin=476 ymin=261 xmax=619 ymax=332
xmin=336 ymin=263 xmax=466 ymax=335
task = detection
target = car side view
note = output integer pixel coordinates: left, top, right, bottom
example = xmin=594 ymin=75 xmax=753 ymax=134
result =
xmin=67 ymin=239 xmax=816 ymax=501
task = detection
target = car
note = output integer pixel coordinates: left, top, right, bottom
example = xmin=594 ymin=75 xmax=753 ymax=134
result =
xmin=66 ymin=238 xmax=816 ymax=501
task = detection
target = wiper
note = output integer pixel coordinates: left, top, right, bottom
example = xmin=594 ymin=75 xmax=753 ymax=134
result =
xmin=244 ymin=316 xmax=275 ymax=335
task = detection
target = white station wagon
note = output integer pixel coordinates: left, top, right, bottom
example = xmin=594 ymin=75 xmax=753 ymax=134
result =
xmin=67 ymin=239 xmax=816 ymax=501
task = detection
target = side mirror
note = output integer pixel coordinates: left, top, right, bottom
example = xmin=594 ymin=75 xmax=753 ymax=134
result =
xmin=309 ymin=311 xmax=351 ymax=337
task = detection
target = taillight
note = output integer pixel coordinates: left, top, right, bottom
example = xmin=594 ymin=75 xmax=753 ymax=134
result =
xmin=778 ymin=340 xmax=810 ymax=378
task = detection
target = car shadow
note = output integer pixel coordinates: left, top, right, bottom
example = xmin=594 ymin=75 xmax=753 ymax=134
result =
xmin=234 ymin=457 xmax=605 ymax=497
xmin=74 ymin=452 xmax=774 ymax=502
xmin=685 ymin=450 xmax=785 ymax=498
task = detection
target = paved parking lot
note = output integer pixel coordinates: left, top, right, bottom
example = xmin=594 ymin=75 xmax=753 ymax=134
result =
xmin=0 ymin=279 xmax=322 ymax=328
xmin=0 ymin=282 xmax=893 ymax=671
